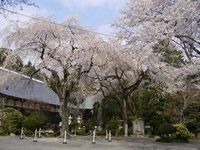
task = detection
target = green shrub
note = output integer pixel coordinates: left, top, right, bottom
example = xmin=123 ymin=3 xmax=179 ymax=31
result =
xmin=69 ymin=121 xmax=81 ymax=130
xmin=158 ymin=123 xmax=175 ymax=138
xmin=147 ymin=129 xmax=153 ymax=137
xmin=69 ymin=121 xmax=87 ymax=135
xmin=2 ymin=107 xmax=23 ymax=135
xmin=24 ymin=112 xmax=48 ymax=131
xmin=143 ymin=110 xmax=172 ymax=135
xmin=128 ymin=116 xmax=137 ymax=127
xmin=118 ymin=130 xmax=124 ymax=136
xmin=0 ymin=130 xmax=6 ymax=136
xmin=77 ymin=127 xmax=87 ymax=135
xmin=83 ymin=120 xmax=95 ymax=133
xmin=96 ymin=130 xmax=106 ymax=136
xmin=23 ymin=128 xmax=34 ymax=136
xmin=172 ymin=124 xmax=191 ymax=141
xmin=185 ymin=119 xmax=200 ymax=137
xmin=157 ymin=124 xmax=191 ymax=142
xmin=128 ymin=127 xmax=133 ymax=136
xmin=106 ymin=119 xmax=120 ymax=130
xmin=106 ymin=119 xmax=120 ymax=136
xmin=50 ymin=124 xmax=60 ymax=136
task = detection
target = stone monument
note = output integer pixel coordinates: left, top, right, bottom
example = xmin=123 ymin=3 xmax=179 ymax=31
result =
xmin=132 ymin=119 xmax=144 ymax=135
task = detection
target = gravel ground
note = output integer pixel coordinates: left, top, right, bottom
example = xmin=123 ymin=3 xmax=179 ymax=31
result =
xmin=0 ymin=136 xmax=200 ymax=150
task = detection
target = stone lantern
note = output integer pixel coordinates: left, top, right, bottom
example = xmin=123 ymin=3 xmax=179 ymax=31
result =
xmin=68 ymin=115 xmax=72 ymax=125
xmin=77 ymin=116 xmax=81 ymax=124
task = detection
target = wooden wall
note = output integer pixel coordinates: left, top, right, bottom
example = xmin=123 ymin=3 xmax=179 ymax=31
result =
xmin=0 ymin=94 xmax=59 ymax=129
xmin=0 ymin=95 xmax=59 ymax=113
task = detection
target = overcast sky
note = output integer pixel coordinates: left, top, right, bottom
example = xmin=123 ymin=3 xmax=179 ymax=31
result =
xmin=0 ymin=0 xmax=129 ymax=35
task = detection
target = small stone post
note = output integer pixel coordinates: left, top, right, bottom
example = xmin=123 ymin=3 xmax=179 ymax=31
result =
xmin=105 ymin=130 xmax=108 ymax=140
xmin=108 ymin=130 xmax=112 ymax=142
xmin=92 ymin=129 xmax=96 ymax=144
xmin=63 ymin=130 xmax=67 ymax=144
xmin=33 ymin=129 xmax=37 ymax=142
xmin=19 ymin=127 xmax=24 ymax=140
xmin=38 ymin=128 xmax=41 ymax=138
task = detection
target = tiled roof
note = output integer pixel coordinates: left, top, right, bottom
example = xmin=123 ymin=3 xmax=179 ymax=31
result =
xmin=0 ymin=67 xmax=94 ymax=109
xmin=0 ymin=67 xmax=60 ymax=105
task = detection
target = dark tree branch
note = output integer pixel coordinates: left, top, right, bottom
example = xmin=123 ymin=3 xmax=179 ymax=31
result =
xmin=77 ymin=47 xmax=95 ymax=79
xmin=30 ymin=68 xmax=40 ymax=79
xmin=176 ymin=35 xmax=200 ymax=45
xmin=175 ymin=35 xmax=200 ymax=59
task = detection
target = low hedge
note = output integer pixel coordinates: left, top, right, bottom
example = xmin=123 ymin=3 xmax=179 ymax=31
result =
xmin=157 ymin=123 xmax=191 ymax=143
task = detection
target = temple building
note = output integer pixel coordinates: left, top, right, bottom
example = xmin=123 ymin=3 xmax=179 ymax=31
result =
xmin=0 ymin=67 xmax=93 ymax=128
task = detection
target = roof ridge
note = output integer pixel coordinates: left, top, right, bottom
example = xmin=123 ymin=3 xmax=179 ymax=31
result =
xmin=0 ymin=66 xmax=44 ymax=84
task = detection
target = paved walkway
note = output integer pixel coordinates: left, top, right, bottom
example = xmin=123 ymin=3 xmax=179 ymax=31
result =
xmin=0 ymin=136 xmax=200 ymax=150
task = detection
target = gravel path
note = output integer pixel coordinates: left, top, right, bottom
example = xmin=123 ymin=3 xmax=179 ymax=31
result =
xmin=0 ymin=136 xmax=200 ymax=150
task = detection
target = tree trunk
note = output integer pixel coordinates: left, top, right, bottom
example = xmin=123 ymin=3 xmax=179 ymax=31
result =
xmin=60 ymin=98 xmax=69 ymax=135
xmin=116 ymin=96 xmax=128 ymax=136
xmin=122 ymin=99 xmax=128 ymax=136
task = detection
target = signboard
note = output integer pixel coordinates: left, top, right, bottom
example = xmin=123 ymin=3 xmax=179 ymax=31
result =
xmin=145 ymin=125 xmax=151 ymax=129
